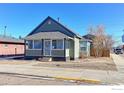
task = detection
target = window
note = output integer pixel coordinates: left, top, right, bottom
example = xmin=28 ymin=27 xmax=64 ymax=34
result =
xmin=52 ymin=40 xmax=63 ymax=49
xmin=80 ymin=41 xmax=87 ymax=47
xmin=80 ymin=47 xmax=87 ymax=51
xmin=4 ymin=44 xmax=8 ymax=48
xmin=34 ymin=40 xmax=42 ymax=49
xmin=48 ymin=20 xmax=51 ymax=24
xmin=28 ymin=40 xmax=33 ymax=49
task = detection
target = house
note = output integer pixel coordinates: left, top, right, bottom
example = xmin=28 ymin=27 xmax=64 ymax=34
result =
xmin=79 ymin=37 xmax=92 ymax=57
xmin=83 ymin=34 xmax=110 ymax=57
xmin=0 ymin=35 xmax=25 ymax=56
xmin=83 ymin=34 xmax=95 ymax=41
xmin=24 ymin=16 xmax=82 ymax=61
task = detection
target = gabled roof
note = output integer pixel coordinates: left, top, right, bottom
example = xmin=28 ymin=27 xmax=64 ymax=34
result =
xmin=27 ymin=16 xmax=81 ymax=39
xmin=83 ymin=34 xmax=95 ymax=40
xmin=80 ymin=37 xmax=92 ymax=42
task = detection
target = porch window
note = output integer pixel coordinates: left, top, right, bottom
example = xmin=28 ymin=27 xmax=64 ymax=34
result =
xmin=52 ymin=40 xmax=63 ymax=49
xmin=28 ymin=40 xmax=33 ymax=49
xmin=34 ymin=40 xmax=42 ymax=49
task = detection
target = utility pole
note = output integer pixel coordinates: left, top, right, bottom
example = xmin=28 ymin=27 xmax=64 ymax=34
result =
xmin=4 ymin=26 xmax=7 ymax=36
xmin=57 ymin=17 xmax=60 ymax=22
xmin=122 ymin=29 xmax=124 ymax=43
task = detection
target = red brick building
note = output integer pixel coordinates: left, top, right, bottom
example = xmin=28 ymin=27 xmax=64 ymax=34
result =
xmin=0 ymin=36 xmax=24 ymax=56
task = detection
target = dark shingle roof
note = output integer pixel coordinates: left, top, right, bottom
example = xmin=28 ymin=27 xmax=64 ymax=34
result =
xmin=83 ymin=34 xmax=95 ymax=40
xmin=27 ymin=16 xmax=81 ymax=39
xmin=80 ymin=37 xmax=92 ymax=42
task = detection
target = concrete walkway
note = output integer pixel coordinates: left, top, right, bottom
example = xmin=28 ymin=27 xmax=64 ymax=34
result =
xmin=109 ymin=54 xmax=124 ymax=84
xmin=0 ymin=55 xmax=123 ymax=85
xmin=112 ymin=54 xmax=124 ymax=73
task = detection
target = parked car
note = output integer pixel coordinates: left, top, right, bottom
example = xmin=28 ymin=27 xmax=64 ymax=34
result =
xmin=114 ymin=48 xmax=123 ymax=54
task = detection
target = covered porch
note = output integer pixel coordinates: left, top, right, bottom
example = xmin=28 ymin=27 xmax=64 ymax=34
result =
xmin=24 ymin=32 xmax=75 ymax=61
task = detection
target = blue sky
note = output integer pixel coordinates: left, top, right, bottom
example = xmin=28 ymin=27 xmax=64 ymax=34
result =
xmin=0 ymin=3 xmax=124 ymax=45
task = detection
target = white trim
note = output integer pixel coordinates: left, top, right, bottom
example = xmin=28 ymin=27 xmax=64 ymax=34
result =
xmin=27 ymin=49 xmax=42 ymax=50
xmin=52 ymin=48 xmax=63 ymax=50
xmin=33 ymin=40 xmax=34 ymax=49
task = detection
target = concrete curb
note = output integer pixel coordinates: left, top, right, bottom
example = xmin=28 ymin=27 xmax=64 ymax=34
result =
xmin=0 ymin=72 xmax=101 ymax=84
xmin=54 ymin=76 xmax=101 ymax=84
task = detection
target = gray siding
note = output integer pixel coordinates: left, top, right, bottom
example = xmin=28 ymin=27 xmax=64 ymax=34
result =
xmin=69 ymin=39 xmax=74 ymax=58
xmin=26 ymin=50 xmax=64 ymax=57
xmin=25 ymin=50 xmax=42 ymax=56
xmin=51 ymin=50 xmax=64 ymax=57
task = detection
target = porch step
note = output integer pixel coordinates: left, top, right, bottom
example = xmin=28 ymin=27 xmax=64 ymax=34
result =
xmin=39 ymin=57 xmax=52 ymax=62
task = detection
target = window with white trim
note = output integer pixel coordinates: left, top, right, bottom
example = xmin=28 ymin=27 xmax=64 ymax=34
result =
xmin=52 ymin=40 xmax=63 ymax=49
xmin=28 ymin=40 xmax=33 ymax=49
xmin=34 ymin=40 xmax=42 ymax=49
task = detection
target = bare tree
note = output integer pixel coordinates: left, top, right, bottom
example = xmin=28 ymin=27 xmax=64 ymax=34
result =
xmin=88 ymin=26 xmax=94 ymax=35
xmin=89 ymin=25 xmax=114 ymax=57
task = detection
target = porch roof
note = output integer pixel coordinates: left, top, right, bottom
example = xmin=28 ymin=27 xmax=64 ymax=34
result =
xmin=24 ymin=31 xmax=73 ymax=40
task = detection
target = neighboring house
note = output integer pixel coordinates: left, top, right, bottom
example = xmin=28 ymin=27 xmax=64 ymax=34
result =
xmin=82 ymin=34 xmax=95 ymax=56
xmin=79 ymin=37 xmax=92 ymax=57
xmin=83 ymin=34 xmax=111 ymax=57
xmin=0 ymin=35 xmax=25 ymax=56
xmin=24 ymin=16 xmax=82 ymax=61
xmin=83 ymin=34 xmax=95 ymax=41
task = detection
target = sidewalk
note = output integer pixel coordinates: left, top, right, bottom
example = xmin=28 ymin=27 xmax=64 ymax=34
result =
xmin=108 ymin=54 xmax=124 ymax=84
xmin=111 ymin=54 xmax=124 ymax=73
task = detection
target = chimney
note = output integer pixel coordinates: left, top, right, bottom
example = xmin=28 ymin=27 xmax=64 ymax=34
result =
xmin=57 ymin=17 xmax=60 ymax=22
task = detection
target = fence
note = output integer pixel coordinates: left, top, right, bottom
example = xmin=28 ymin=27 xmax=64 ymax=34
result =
xmin=90 ymin=47 xmax=110 ymax=57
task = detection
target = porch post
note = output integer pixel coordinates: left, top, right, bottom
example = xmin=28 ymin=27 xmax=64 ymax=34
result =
xmin=24 ymin=39 xmax=26 ymax=59
xmin=64 ymin=38 xmax=70 ymax=62
xmin=42 ymin=39 xmax=44 ymax=56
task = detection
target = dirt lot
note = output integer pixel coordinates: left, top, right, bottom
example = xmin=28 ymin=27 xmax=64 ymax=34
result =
xmin=0 ymin=60 xmax=35 ymax=65
xmin=33 ymin=57 xmax=117 ymax=71
xmin=0 ymin=57 xmax=117 ymax=71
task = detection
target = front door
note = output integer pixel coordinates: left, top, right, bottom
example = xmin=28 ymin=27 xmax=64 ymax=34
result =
xmin=44 ymin=40 xmax=51 ymax=56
